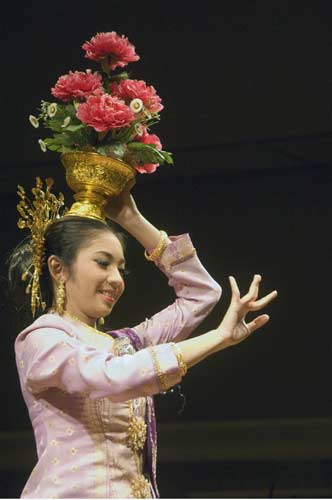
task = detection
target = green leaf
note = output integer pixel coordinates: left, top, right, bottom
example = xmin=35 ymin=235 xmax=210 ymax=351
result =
xmin=109 ymin=71 xmax=129 ymax=82
xmin=66 ymin=124 xmax=85 ymax=132
xmin=126 ymin=142 xmax=173 ymax=166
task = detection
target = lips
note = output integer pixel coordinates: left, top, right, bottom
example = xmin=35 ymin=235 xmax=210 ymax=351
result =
xmin=99 ymin=290 xmax=116 ymax=303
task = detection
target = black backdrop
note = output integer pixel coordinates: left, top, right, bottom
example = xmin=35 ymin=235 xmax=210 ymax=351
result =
xmin=1 ymin=1 xmax=332 ymax=497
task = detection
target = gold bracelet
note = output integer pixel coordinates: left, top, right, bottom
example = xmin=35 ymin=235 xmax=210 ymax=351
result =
xmin=171 ymin=343 xmax=188 ymax=376
xmin=148 ymin=346 xmax=168 ymax=392
xmin=144 ymin=230 xmax=168 ymax=261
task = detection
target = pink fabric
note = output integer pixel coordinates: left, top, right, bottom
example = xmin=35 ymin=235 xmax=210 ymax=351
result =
xmin=14 ymin=233 xmax=221 ymax=498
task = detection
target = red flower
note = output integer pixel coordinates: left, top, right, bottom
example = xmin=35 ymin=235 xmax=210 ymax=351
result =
xmin=82 ymin=32 xmax=140 ymax=71
xmin=51 ymin=70 xmax=103 ymax=102
xmin=76 ymin=93 xmax=135 ymax=132
xmin=109 ymin=79 xmax=163 ymax=113
xmin=135 ymin=129 xmax=162 ymax=174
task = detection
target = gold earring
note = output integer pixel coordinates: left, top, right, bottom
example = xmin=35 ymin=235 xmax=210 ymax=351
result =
xmin=56 ymin=278 xmax=66 ymax=315
xmin=97 ymin=317 xmax=105 ymax=327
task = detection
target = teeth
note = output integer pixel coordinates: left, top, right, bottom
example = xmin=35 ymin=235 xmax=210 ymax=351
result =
xmin=100 ymin=291 xmax=114 ymax=299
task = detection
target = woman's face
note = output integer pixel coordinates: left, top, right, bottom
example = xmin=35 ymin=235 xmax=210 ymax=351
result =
xmin=59 ymin=231 xmax=126 ymax=325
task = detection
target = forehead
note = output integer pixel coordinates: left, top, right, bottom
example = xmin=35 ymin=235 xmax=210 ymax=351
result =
xmin=78 ymin=231 xmax=125 ymax=261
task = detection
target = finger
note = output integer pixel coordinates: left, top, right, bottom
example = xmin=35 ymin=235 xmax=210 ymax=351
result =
xmin=249 ymin=290 xmax=278 ymax=311
xmin=229 ymin=276 xmax=240 ymax=298
xmin=124 ymin=178 xmax=136 ymax=192
xmin=246 ymin=314 xmax=270 ymax=333
xmin=241 ymin=274 xmax=261 ymax=302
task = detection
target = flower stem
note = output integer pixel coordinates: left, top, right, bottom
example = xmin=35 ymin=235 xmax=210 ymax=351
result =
xmin=98 ymin=131 xmax=108 ymax=141
xmin=101 ymin=58 xmax=110 ymax=75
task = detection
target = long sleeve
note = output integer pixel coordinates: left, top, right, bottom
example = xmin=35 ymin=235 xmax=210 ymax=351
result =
xmin=16 ymin=327 xmax=182 ymax=402
xmin=132 ymin=233 xmax=222 ymax=347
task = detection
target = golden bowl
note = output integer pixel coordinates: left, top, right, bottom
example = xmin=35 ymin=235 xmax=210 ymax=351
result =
xmin=60 ymin=151 xmax=136 ymax=222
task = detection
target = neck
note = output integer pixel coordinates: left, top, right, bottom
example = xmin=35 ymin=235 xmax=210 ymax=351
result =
xmin=50 ymin=305 xmax=97 ymax=329
xmin=67 ymin=310 xmax=97 ymax=328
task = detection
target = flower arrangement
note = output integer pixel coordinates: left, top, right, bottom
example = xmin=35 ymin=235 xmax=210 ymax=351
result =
xmin=29 ymin=32 xmax=173 ymax=174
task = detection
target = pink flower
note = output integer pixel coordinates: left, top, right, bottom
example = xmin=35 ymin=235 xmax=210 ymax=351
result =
xmin=140 ymin=129 xmax=162 ymax=150
xmin=82 ymin=32 xmax=140 ymax=70
xmin=51 ymin=70 xmax=103 ymax=102
xmin=134 ymin=129 xmax=162 ymax=174
xmin=109 ymin=79 xmax=163 ymax=113
xmin=76 ymin=93 xmax=135 ymax=132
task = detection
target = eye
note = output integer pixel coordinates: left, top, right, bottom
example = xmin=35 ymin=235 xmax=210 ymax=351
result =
xmin=119 ymin=268 xmax=130 ymax=278
xmin=96 ymin=260 xmax=109 ymax=268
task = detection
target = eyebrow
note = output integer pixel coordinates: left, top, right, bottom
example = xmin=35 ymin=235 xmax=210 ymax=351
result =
xmin=93 ymin=251 xmax=126 ymax=266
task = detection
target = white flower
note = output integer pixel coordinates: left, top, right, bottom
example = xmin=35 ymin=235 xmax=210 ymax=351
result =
xmin=130 ymin=98 xmax=143 ymax=114
xmin=134 ymin=123 xmax=144 ymax=136
xmin=40 ymin=101 xmax=48 ymax=113
xmin=47 ymin=103 xmax=58 ymax=118
xmin=38 ymin=139 xmax=47 ymax=152
xmin=29 ymin=115 xmax=39 ymax=128
xmin=61 ymin=116 xmax=71 ymax=128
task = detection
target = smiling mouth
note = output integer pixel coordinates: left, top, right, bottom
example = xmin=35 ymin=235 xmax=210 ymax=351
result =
xmin=99 ymin=291 xmax=116 ymax=303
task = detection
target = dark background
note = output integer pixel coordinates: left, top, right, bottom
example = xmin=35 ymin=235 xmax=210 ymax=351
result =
xmin=1 ymin=0 xmax=332 ymax=497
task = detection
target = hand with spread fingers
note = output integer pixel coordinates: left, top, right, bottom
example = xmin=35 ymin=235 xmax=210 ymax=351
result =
xmin=217 ymin=274 xmax=278 ymax=347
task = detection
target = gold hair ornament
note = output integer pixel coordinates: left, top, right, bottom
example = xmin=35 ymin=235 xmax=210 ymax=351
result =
xmin=17 ymin=177 xmax=67 ymax=317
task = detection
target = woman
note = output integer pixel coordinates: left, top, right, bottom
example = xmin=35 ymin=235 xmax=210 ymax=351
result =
xmin=9 ymin=183 xmax=277 ymax=499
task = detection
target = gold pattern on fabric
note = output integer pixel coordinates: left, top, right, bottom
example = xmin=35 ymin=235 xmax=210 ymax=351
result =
xmin=148 ymin=345 xmax=168 ymax=392
xmin=169 ymin=248 xmax=196 ymax=267
xmin=113 ymin=337 xmax=151 ymax=498
xmin=131 ymin=474 xmax=151 ymax=499
xmin=127 ymin=415 xmax=147 ymax=452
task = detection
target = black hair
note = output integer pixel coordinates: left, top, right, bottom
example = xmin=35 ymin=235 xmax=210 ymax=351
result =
xmin=6 ymin=216 xmax=126 ymax=327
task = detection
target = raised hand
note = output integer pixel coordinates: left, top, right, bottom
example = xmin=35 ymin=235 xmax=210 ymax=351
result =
xmin=217 ymin=274 xmax=277 ymax=347
xmin=104 ymin=178 xmax=139 ymax=226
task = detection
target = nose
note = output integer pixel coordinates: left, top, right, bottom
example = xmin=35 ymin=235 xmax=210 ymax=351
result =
xmin=106 ymin=267 xmax=124 ymax=290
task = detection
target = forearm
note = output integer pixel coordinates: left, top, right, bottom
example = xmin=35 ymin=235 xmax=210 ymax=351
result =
xmin=176 ymin=329 xmax=228 ymax=370
xmin=120 ymin=212 xmax=171 ymax=252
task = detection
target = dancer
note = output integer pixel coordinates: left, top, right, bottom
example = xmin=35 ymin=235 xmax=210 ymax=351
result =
xmin=8 ymin=179 xmax=277 ymax=498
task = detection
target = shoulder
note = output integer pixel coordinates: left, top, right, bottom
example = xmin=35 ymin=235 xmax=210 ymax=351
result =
xmin=15 ymin=313 xmax=78 ymax=352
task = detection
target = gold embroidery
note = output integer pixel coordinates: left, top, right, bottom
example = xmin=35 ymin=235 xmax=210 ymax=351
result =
xmin=131 ymin=474 xmax=151 ymax=498
xmin=169 ymin=248 xmax=196 ymax=267
xmin=50 ymin=439 xmax=58 ymax=446
xmin=148 ymin=346 xmax=168 ymax=392
xmin=52 ymin=457 xmax=60 ymax=465
xmin=48 ymin=355 xmax=55 ymax=362
xmin=70 ymin=447 xmax=77 ymax=455
xmin=127 ymin=416 xmax=147 ymax=452
xmin=66 ymin=427 xmax=74 ymax=436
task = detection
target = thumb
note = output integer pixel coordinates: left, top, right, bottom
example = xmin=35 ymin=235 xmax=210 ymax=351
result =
xmin=246 ymin=314 xmax=270 ymax=333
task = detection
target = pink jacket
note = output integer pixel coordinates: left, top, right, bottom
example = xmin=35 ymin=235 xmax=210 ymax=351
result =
xmin=15 ymin=234 xmax=222 ymax=498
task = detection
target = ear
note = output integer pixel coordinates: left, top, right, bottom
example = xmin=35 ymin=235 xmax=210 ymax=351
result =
xmin=47 ymin=255 xmax=68 ymax=284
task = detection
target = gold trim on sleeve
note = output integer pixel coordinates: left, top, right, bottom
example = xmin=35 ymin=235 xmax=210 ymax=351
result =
xmin=148 ymin=346 xmax=168 ymax=392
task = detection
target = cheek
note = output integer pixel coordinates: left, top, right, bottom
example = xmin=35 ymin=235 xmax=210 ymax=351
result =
xmin=119 ymin=281 xmax=125 ymax=296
